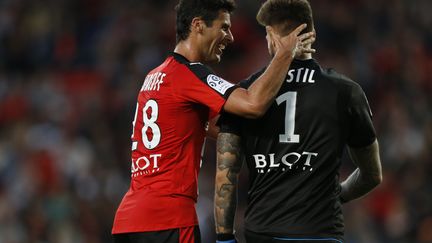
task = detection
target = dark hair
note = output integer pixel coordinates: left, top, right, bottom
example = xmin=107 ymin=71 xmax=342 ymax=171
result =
xmin=256 ymin=0 xmax=314 ymax=35
xmin=175 ymin=0 xmax=236 ymax=43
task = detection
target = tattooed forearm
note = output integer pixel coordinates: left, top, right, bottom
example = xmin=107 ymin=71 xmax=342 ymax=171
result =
xmin=340 ymin=139 xmax=382 ymax=203
xmin=215 ymin=133 xmax=242 ymax=234
xmin=217 ymin=132 xmax=242 ymax=159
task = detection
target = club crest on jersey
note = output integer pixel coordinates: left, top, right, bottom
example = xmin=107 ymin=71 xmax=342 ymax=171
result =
xmin=206 ymin=74 xmax=234 ymax=95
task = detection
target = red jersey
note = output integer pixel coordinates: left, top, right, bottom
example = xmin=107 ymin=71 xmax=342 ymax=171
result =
xmin=112 ymin=52 xmax=238 ymax=233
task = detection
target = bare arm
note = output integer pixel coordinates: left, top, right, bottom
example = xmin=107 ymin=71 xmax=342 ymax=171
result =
xmin=340 ymin=139 xmax=383 ymax=203
xmin=223 ymin=24 xmax=315 ymax=119
xmin=215 ymin=132 xmax=242 ymax=235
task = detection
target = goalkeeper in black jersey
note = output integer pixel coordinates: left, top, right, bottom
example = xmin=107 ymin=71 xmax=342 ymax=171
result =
xmin=214 ymin=0 xmax=383 ymax=242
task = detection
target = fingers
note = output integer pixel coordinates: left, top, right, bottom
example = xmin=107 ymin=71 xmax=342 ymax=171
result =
xmin=266 ymin=26 xmax=273 ymax=35
xmin=300 ymin=47 xmax=316 ymax=54
xmin=267 ymin=25 xmax=283 ymax=52
xmin=296 ymin=41 xmax=316 ymax=55
xmin=297 ymin=31 xmax=316 ymax=55
xmin=266 ymin=26 xmax=281 ymax=44
xmin=291 ymin=23 xmax=307 ymax=36
xmin=268 ymin=23 xmax=316 ymax=59
xmin=298 ymin=31 xmax=315 ymax=42
xmin=266 ymin=26 xmax=275 ymax=40
xmin=301 ymin=35 xmax=315 ymax=46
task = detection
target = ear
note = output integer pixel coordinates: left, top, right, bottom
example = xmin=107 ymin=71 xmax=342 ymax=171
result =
xmin=191 ymin=17 xmax=205 ymax=34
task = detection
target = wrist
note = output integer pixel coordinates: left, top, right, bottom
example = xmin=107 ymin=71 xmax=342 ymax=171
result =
xmin=273 ymin=52 xmax=293 ymax=63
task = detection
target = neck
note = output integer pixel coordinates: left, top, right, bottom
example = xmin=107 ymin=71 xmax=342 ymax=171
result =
xmin=174 ymin=39 xmax=202 ymax=63
xmin=296 ymin=53 xmax=313 ymax=60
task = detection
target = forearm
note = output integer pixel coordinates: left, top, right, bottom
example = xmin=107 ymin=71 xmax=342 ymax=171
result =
xmin=246 ymin=55 xmax=293 ymax=113
xmin=340 ymin=140 xmax=382 ymax=203
xmin=215 ymin=133 xmax=242 ymax=234
xmin=340 ymin=168 xmax=380 ymax=203
xmin=215 ymin=170 xmax=239 ymax=234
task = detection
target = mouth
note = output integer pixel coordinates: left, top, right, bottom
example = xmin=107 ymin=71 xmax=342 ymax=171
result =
xmin=216 ymin=44 xmax=226 ymax=55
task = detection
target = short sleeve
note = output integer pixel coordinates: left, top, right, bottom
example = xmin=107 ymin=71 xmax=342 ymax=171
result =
xmin=346 ymin=84 xmax=376 ymax=148
xmin=217 ymin=111 xmax=242 ymax=136
xmin=178 ymin=63 xmax=239 ymax=118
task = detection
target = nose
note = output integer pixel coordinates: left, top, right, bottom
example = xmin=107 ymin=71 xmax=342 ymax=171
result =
xmin=226 ymin=30 xmax=234 ymax=43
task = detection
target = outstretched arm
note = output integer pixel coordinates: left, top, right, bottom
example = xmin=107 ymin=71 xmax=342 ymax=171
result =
xmin=215 ymin=132 xmax=243 ymax=241
xmin=340 ymin=139 xmax=383 ymax=203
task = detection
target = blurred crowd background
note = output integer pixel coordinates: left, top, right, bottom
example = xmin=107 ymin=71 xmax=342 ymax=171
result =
xmin=0 ymin=0 xmax=431 ymax=242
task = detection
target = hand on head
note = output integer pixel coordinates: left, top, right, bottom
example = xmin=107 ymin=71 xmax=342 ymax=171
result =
xmin=267 ymin=23 xmax=316 ymax=59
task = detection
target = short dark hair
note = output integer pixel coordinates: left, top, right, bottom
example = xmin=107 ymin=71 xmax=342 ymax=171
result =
xmin=175 ymin=0 xmax=236 ymax=43
xmin=256 ymin=0 xmax=314 ymax=36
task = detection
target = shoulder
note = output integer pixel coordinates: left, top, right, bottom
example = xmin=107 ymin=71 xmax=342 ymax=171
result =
xmin=239 ymin=67 xmax=266 ymax=88
xmin=186 ymin=62 xmax=215 ymax=80
xmin=321 ymin=68 xmax=365 ymax=95
xmin=170 ymin=53 xmax=237 ymax=97
xmin=170 ymin=53 xmax=215 ymax=80
xmin=321 ymin=68 xmax=356 ymax=87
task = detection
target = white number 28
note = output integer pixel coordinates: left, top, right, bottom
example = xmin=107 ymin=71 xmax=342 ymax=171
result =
xmin=132 ymin=99 xmax=161 ymax=150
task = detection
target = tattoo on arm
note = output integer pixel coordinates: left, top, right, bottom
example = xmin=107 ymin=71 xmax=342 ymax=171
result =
xmin=340 ymin=139 xmax=383 ymax=203
xmin=215 ymin=133 xmax=242 ymax=234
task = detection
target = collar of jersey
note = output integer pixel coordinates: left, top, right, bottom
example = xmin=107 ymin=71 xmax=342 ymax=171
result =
xmin=169 ymin=52 xmax=191 ymax=64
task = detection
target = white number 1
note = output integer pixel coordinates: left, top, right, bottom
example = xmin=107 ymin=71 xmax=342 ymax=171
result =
xmin=276 ymin=92 xmax=300 ymax=143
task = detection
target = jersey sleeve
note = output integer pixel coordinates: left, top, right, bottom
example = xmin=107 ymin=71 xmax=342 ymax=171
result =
xmin=178 ymin=63 xmax=239 ymax=118
xmin=217 ymin=111 xmax=242 ymax=136
xmin=346 ymin=83 xmax=376 ymax=148
xmin=217 ymin=68 xmax=266 ymax=134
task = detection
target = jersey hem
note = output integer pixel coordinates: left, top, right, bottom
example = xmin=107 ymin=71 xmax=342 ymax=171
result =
xmin=244 ymin=227 xmax=344 ymax=241
xmin=112 ymin=221 xmax=198 ymax=234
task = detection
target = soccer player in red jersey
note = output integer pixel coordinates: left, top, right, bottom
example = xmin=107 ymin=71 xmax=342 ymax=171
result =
xmin=112 ymin=0 xmax=315 ymax=242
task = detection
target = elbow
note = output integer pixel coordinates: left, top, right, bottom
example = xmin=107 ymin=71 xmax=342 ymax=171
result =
xmin=245 ymin=110 xmax=265 ymax=119
xmin=370 ymin=173 xmax=383 ymax=188
xmin=243 ymin=102 xmax=267 ymax=119
xmin=226 ymin=88 xmax=271 ymax=118
xmin=375 ymin=173 xmax=383 ymax=186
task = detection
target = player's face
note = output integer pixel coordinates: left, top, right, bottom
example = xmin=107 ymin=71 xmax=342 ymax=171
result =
xmin=201 ymin=10 xmax=234 ymax=63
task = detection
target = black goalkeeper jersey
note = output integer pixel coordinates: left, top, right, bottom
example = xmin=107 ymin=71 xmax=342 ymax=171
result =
xmin=218 ymin=59 xmax=376 ymax=240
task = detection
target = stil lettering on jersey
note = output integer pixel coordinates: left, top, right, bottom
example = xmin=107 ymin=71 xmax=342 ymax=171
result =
xmin=286 ymin=67 xmax=315 ymax=83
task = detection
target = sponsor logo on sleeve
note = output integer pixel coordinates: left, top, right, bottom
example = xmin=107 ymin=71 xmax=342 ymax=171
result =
xmin=206 ymin=74 xmax=235 ymax=95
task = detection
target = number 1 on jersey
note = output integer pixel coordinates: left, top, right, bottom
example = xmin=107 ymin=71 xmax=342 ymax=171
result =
xmin=276 ymin=92 xmax=300 ymax=143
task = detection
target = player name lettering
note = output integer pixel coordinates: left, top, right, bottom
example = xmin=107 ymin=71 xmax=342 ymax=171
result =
xmin=141 ymin=72 xmax=166 ymax=91
xmin=131 ymin=154 xmax=162 ymax=176
xmin=286 ymin=68 xmax=315 ymax=83
xmin=252 ymin=151 xmax=318 ymax=173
